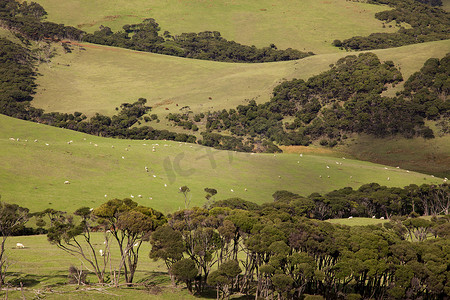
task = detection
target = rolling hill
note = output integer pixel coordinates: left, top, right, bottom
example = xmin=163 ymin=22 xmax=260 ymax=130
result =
xmin=31 ymin=0 xmax=401 ymax=54
xmin=0 ymin=114 xmax=443 ymax=214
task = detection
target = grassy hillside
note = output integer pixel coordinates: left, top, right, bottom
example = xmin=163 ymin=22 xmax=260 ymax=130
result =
xmin=0 ymin=114 xmax=442 ymax=214
xmin=32 ymin=39 xmax=450 ymax=123
xmin=32 ymin=0 xmax=400 ymax=54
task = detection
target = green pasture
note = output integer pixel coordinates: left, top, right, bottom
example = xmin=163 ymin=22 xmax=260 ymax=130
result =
xmin=32 ymin=0 xmax=399 ymax=54
xmin=0 ymin=115 xmax=443 ymax=214
xmin=342 ymin=133 xmax=450 ymax=178
xmin=1 ymin=233 xmax=197 ymax=299
xmin=32 ymin=39 xmax=450 ymax=122
xmin=327 ymin=217 xmax=389 ymax=227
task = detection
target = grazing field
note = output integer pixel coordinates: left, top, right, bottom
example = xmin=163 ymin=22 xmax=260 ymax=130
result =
xmin=342 ymin=134 xmax=450 ymax=178
xmin=32 ymin=0 xmax=399 ymax=54
xmin=32 ymin=39 xmax=450 ymax=122
xmin=0 ymin=115 xmax=443 ymax=214
xmin=2 ymin=234 xmax=197 ymax=299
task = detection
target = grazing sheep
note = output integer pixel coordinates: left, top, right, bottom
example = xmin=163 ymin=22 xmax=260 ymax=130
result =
xmin=380 ymin=217 xmax=385 ymax=220
xmin=64 ymin=180 xmax=70 ymax=184
xmin=348 ymin=216 xmax=353 ymax=219
xmin=406 ymin=170 xmax=410 ymax=173
xmin=372 ymin=216 xmax=376 ymax=219
xmin=327 ymin=175 xmax=330 ymax=178
xmin=164 ymin=184 xmax=167 ymax=187
xmin=133 ymin=242 xmax=139 ymax=247
xmin=326 ymin=166 xmax=330 ymax=169
xmin=125 ymin=148 xmax=128 ymax=151
xmin=149 ymin=197 xmax=153 ymax=200
xmin=122 ymin=156 xmax=125 ymax=159
xmin=94 ymin=144 xmax=98 ymax=147
xmin=319 ymin=175 xmax=322 ymax=178
xmin=111 ymin=145 xmax=114 ymax=148
xmin=130 ymin=195 xmax=134 ymax=198
xmin=153 ymin=175 xmax=156 ymax=178
xmin=297 ymin=161 xmax=300 ymax=163
xmin=16 ymin=243 xmax=24 ymax=249
xmin=45 ymin=143 xmax=49 ymax=146
xmin=9 ymin=138 xmax=15 ymax=141
xmin=152 ymin=148 xmax=156 ymax=152
xmin=278 ymin=175 xmax=281 ymax=179
xmin=244 ymin=188 xmax=247 ymax=191
xmin=300 ymin=154 xmax=303 ymax=157
xmin=230 ymin=189 xmax=234 ymax=192
xmin=104 ymin=194 xmax=107 ymax=197
xmin=99 ymin=249 xmax=104 ymax=256
xmin=138 ymin=195 xmax=142 ymax=198
xmin=384 ymin=167 xmax=388 ymax=170
xmin=350 ymin=176 xmax=353 ymax=179
xmin=145 ymin=166 xmax=149 ymax=172
xmin=34 ymin=139 xmax=38 ymax=142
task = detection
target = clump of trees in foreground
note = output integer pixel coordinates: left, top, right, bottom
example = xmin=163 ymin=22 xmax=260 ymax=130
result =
xmin=1 ymin=183 xmax=449 ymax=299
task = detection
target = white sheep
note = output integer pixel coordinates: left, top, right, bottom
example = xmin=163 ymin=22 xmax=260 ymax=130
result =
xmin=16 ymin=243 xmax=24 ymax=249
xmin=380 ymin=217 xmax=385 ymax=220
xmin=133 ymin=242 xmax=139 ymax=247
xmin=230 ymin=189 xmax=234 ymax=192
xmin=99 ymin=249 xmax=104 ymax=256
xmin=387 ymin=177 xmax=390 ymax=181
xmin=372 ymin=216 xmax=376 ymax=219
xmin=64 ymin=180 xmax=70 ymax=184
xmin=348 ymin=216 xmax=353 ymax=219
xmin=300 ymin=154 xmax=303 ymax=157
xmin=326 ymin=166 xmax=330 ymax=169
xmin=164 ymin=184 xmax=167 ymax=187
xmin=138 ymin=195 xmax=142 ymax=198
xmin=130 ymin=195 xmax=134 ymax=198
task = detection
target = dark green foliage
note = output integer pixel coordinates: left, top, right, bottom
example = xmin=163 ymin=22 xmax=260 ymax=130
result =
xmin=210 ymin=197 xmax=260 ymax=211
xmin=339 ymin=0 xmax=450 ymax=50
xmin=170 ymin=258 xmax=198 ymax=292
xmin=83 ymin=23 xmax=313 ymax=63
xmin=0 ymin=0 xmax=84 ymax=41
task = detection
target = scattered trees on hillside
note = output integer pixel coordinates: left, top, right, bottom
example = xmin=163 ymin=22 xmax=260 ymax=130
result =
xmin=173 ymin=52 xmax=448 ymax=152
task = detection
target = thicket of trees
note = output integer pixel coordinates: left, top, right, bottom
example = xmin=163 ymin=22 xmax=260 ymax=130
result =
xmin=2 ymin=182 xmax=447 ymax=299
xmin=83 ymin=20 xmax=314 ymax=63
xmin=334 ymin=0 xmax=450 ymax=50
xmin=170 ymin=52 xmax=448 ymax=152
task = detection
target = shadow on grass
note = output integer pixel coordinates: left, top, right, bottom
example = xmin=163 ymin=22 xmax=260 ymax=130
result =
xmin=6 ymin=272 xmax=68 ymax=287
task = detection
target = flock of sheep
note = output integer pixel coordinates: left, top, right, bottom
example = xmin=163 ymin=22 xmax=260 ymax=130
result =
xmin=7 ymin=136 xmax=446 ymax=206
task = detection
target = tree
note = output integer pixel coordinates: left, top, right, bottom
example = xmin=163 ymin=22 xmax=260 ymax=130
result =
xmin=180 ymin=186 xmax=191 ymax=209
xmin=93 ymin=198 xmax=166 ymax=285
xmin=170 ymin=258 xmax=198 ymax=293
xmin=149 ymin=225 xmax=184 ymax=284
xmin=0 ymin=201 xmax=29 ymax=289
xmin=47 ymin=207 xmax=109 ymax=284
